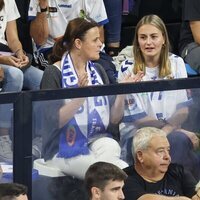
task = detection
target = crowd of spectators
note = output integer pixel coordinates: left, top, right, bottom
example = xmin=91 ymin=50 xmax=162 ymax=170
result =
xmin=0 ymin=1 xmax=200 ymax=200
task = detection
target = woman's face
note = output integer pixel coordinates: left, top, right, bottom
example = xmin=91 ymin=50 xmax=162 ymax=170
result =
xmin=79 ymin=27 xmax=102 ymax=61
xmin=137 ymin=24 xmax=165 ymax=61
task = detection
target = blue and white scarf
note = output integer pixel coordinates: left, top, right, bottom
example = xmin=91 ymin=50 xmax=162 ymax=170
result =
xmin=57 ymin=53 xmax=110 ymax=158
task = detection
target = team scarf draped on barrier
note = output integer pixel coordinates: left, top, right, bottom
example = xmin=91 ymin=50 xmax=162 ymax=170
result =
xmin=57 ymin=53 xmax=110 ymax=158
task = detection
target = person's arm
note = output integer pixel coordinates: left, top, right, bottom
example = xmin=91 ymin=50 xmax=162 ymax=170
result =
xmin=190 ymin=21 xmax=200 ymax=45
xmin=0 ymin=20 xmax=27 ymax=68
xmin=138 ymin=194 xmax=191 ymax=200
xmin=6 ymin=20 xmax=29 ymax=67
xmin=165 ymin=107 xmax=189 ymax=128
xmin=110 ymin=72 xmax=144 ymax=124
xmin=59 ymin=71 xmax=91 ymax=127
xmin=30 ymin=0 xmax=49 ymax=45
xmin=6 ymin=20 xmax=23 ymax=54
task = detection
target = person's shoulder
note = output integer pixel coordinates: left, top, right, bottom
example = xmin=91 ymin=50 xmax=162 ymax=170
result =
xmin=45 ymin=64 xmax=61 ymax=73
xmin=169 ymin=53 xmax=184 ymax=63
xmin=43 ymin=64 xmax=62 ymax=80
xmin=169 ymin=53 xmax=182 ymax=60
xmin=120 ymin=58 xmax=134 ymax=73
xmin=167 ymin=163 xmax=184 ymax=177
xmin=123 ymin=165 xmax=136 ymax=176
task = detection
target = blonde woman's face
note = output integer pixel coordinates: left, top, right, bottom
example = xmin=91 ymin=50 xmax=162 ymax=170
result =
xmin=137 ymin=24 xmax=165 ymax=61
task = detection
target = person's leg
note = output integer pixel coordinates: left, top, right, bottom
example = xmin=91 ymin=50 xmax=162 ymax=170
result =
xmin=167 ymin=131 xmax=200 ymax=180
xmin=1 ymin=64 xmax=23 ymax=92
xmin=0 ymin=65 xmax=24 ymax=162
xmin=23 ymin=66 xmax=43 ymax=90
xmin=103 ymin=0 xmax=122 ymax=56
xmin=90 ymin=137 xmax=128 ymax=169
xmin=46 ymin=153 xmax=97 ymax=179
xmin=119 ymin=124 xmax=136 ymax=165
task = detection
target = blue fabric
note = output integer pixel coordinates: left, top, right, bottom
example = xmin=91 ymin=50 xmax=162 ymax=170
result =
xmin=57 ymin=118 xmax=89 ymax=158
xmin=57 ymin=53 xmax=109 ymax=158
xmin=185 ymin=63 xmax=198 ymax=75
xmin=103 ymin=0 xmax=122 ymax=43
xmin=167 ymin=131 xmax=200 ymax=180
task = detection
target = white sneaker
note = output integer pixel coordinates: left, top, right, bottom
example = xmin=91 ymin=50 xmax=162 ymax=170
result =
xmin=0 ymin=135 xmax=13 ymax=162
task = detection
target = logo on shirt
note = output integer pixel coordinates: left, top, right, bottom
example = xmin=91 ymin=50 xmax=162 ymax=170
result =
xmin=66 ymin=125 xmax=76 ymax=146
xmin=58 ymin=4 xmax=72 ymax=8
xmin=156 ymin=188 xmax=177 ymax=196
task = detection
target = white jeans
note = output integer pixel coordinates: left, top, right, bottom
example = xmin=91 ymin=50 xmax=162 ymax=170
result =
xmin=46 ymin=137 xmax=128 ymax=179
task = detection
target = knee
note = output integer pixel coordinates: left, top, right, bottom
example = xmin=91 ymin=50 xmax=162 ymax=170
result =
xmin=5 ymin=67 xmax=23 ymax=83
xmin=101 ymin=137 xmax=121 ymax=154
xmin=167 ymin=131 xmax=193 ymax=149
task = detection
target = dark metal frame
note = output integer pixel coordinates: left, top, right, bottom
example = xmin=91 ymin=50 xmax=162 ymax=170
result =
xmin=1 ymin=77 xmax=200 ymax=199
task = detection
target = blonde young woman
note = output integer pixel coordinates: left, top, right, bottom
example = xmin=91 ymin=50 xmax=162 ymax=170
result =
xmin=118 ymin=15 xmax=200 ymax=179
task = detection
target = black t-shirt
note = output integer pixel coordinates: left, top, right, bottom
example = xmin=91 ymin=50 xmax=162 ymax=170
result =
xmin=123 ymin=163 xmax=197 ymax=200
xmin=179 ymin=0 xmax=200 ymax=54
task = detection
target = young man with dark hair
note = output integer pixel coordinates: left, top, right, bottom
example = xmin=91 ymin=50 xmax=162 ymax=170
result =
xmin=0 ymin=183 xmax=28 ymax=200
xmin=85 ymin=161 xmax=127 ymax=200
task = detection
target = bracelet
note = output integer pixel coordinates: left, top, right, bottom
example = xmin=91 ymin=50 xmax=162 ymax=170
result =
xmin=40 ymin=7 xmax=48 ymax=12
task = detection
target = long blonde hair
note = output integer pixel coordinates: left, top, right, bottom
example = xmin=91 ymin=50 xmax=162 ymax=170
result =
xmin=133 ymin=15 xmax=171 ymax=78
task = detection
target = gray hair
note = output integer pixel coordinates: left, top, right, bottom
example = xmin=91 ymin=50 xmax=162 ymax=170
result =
xmin=132 ymin=127 xmax=167 ymax=161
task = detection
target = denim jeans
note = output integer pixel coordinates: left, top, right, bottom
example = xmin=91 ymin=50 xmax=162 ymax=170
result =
xmin=103 ymin=0 xmax=122 ymax=43
xmin=0 ymin=64 xmax=43 ymax=128
xmin=1 ymin=64 xmax=43 ymax=92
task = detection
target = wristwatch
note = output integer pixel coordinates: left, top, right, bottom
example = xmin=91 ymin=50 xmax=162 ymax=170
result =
xmin=40 ymin=7 xmax=48 ymax=12
xmin=38 ymin=6 xmax=48 ymax=13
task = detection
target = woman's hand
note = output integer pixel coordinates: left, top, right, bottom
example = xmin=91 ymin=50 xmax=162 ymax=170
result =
xmin=0 ymin=55 xmax=21 ymax=68
xmin=120 ymin=71 xmax=144 ymax=83
xmin=15 ymin=50 xmax=29 ymax=67
xmin=78 ymin=72 xmax=88 ymax=87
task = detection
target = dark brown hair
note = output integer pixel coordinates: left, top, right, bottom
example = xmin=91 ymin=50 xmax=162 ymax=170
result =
xmin=85 ymin=162 xmax=127 ymax=199
xmin=0 ymin=183 xmax=27 ymax=199
xmin=0 ymin=0 xmax=5 ymax=11
xmin=49 ymin=17 xmax=99 ymax=64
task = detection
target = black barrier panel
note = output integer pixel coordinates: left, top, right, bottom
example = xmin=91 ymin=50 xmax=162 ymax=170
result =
xmin=1 ymin=77 xmax=200 ymax=199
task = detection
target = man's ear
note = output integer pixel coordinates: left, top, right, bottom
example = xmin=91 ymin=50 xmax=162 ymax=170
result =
xmin=91 ymin=187 xmax=101 ymax=199
xmin=74 ymin=38 xmax=82 ymax=50
xmin=136 ymin=150 xmax=144 ymax=163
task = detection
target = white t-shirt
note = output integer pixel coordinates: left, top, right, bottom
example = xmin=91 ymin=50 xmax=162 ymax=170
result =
xmin=0 ymin=0 xmax=20 ymax=45
xmin=28 ymin=0 xmax=108 ymax=52
xmin=118 ymin=53 xmax=190 ymax=141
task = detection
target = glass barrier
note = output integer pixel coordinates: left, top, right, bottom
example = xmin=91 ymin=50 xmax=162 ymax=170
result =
xmin=31 ymin=86 xmax=200 ymax=200
xmin=0 ymin=103 xmax=14 ymax=183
